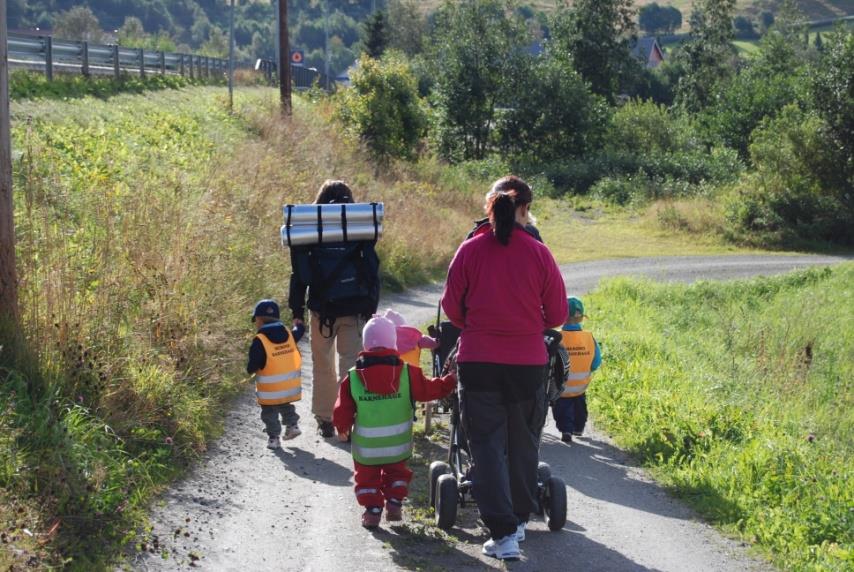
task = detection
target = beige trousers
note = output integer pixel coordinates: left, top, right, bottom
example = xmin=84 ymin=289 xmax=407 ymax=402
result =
xmin=309 ymin=311 xmax=364 ymax=422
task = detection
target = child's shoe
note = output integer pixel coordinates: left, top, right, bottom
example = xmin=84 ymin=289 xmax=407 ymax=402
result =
xmin=361 ymin=507 xmax=382 ymax=529
xmin=561 ymin=432 xmax=573 ymax=443
xmin=266 ymin=436 xmax=281 ymax=449
xmin=385 ymin=499 xmax=403 ymax=522
xmin=482 ymin=534 xmax=521 ymax=560
xmin=572 ymin=430 xmax=583 ymax=437
xmin=283 ymin=425 xmax=301 ymax=440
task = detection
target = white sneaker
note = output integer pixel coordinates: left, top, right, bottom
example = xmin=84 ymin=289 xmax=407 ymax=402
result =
xmin=515 ymin=521 xmax=526 ymax=542
xmin=266 ymin=436 xmax=281 ymax=449
xmin=482 ymin=534 xmax=521 ymax=560
xmin=283 ymin=425 xmax=301 ymax=440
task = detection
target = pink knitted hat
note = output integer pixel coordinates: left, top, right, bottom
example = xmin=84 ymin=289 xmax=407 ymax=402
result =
xmin=382 ymin=309 xmax=406 ymax=327
xmin=362 ymin=315 xmax=398 ymax=351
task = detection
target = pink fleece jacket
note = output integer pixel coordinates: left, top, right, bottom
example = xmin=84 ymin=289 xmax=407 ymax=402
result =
xmin=441 ymin=225 xmax=567 ymax=365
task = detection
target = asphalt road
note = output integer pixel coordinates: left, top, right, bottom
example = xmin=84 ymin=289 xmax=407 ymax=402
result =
xmin=129 ymin=254 xmax=847 ymax=571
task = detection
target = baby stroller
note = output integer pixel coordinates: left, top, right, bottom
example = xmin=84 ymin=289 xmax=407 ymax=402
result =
xmin=426 ymin=318 xmax=569 ymax=532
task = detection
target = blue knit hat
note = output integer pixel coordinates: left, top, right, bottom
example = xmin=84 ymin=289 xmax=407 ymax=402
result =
xmin=252 ymin=299 xmax=280 ymax=322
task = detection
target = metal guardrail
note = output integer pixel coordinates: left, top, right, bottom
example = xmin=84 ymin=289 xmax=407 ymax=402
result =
xmin=7 ymin=32 xmax=228 ymax=80
xmin=255 ymin=58 xmax=336 ymax=91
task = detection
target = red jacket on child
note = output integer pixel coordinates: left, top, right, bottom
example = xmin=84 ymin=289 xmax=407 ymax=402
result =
xmin=333 ymin=348 xmax=456 ymax=434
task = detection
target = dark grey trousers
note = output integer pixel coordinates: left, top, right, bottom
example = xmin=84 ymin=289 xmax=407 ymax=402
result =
xmin=459 ymin=364 xmax=546 ymax=540
xmin=260 ymin=403 xmax=300 ymax=437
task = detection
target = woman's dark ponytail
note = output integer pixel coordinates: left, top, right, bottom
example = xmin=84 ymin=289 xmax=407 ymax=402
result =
xmin=489 ymin=192 xmax=516 ymax=245
xmin=485 ymin=176 xmax=533 ymax=246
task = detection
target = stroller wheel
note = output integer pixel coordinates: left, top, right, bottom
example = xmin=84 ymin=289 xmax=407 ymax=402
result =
xmin=537 ymin=461 xmax=552 ymax=484
xmin=435 ymin=474 xmax=459 ymax=530
xmin=428 ymin=461 xmax=451 ymax=508
xmin=544 ymin=476 xmax=567 ymax=531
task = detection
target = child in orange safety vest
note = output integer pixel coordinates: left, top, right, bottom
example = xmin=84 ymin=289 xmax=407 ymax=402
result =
xmin=552 ymin=296 xmax=601 ymax=443
xmin=332 ymin=314 xmax=456 ymax=529
xmin=246 ymin=299 xmax=306 ymax=450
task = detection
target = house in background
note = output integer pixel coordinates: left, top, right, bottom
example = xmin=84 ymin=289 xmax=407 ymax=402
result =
xmin=631 ymin=36 xmax=665 ymax=68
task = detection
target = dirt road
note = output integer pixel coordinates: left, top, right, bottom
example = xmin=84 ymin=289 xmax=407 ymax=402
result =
xmin=130 ymin=254 xmax=846 ymax=571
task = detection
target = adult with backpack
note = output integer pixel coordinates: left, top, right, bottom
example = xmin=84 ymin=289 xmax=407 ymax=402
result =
xmin=288 ymin=180 xmax=381 ymax=438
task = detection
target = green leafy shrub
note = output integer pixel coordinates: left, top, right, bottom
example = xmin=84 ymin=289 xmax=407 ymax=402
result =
xmin=723 ymin=105 xmax=853 ymax=245
xmin=336 ymin=53 xmax=427 ymax=160
xmin=606 ymin=99 xmax=697 ymax=154
xmin=588 ymin=266 xmax=853 ymax=570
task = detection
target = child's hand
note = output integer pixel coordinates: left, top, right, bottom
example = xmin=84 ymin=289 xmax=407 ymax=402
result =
xmin=337 ymin=429 xmax=350 ymax=442
xmin=419 ymin=335 xmax=440 ymax=350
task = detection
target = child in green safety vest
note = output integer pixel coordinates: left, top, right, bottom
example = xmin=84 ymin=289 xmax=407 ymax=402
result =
xmin=333 ymin=314 xmax=457 ymax=529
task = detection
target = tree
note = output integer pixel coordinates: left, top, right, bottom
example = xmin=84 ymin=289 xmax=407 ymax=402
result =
xmin=639 ymin=3 xmax=683 ymax=35
xmin=429 ymin=0 xmax=529 ymax=161
xmin=550 ymin=0 xmax=637 ymax=101
xmin=52 ymin=6 xmax=103 ymax=42
xmin=201 ymin=26 xmax=228 ymax=57
xmin=363 ymin=10 xmax=388 ymax=58
xmin=809 ymin=27 xmax=854 ymax=197
xmin=387 ymin=0 xmax=426 ymax=57
xmin=733 ymin=16 xmax=758 ymax=40
xmin=118 ymin=16 xmax=146 ymax=47
xmin=336 ymin=53 xmax=427 ymax=161
xmin=675 ymin=0 xmax=736 ymax=112
xmin=498 ymin=49 xmax=607 ymax=163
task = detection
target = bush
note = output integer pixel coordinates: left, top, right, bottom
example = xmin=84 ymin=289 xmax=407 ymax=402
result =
xmin=724 ymin=105 xmax=853 ymax=245
xmin=606 ymin=99 xmax=697 ymax=154
xmin=336 ymin=53 xmax=427 ymax=161
xmin=533 ymin=146 xmax=743 ymax=196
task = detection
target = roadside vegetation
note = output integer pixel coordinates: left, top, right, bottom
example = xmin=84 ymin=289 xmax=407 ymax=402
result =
xmin=586 ymin=265 xmax=853 ymax=570
xmin=0 ymin=86 xmax=483 ymax=569
xmin=8 ymin=70 xmax=223 ymax=101
xmin=334 ymin=0 xmax=852 ymax=250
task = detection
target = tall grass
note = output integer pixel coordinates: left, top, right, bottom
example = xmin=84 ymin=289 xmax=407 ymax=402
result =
xmin=586 ymin=265 xmax=853 ymax=571
xmin=1 ymin=86 xmax=483 ymax=568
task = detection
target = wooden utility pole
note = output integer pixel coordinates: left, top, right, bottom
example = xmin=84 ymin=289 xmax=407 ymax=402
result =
xmin=0 ymin=0 xmax=19 ymax=324
xmin=228 ymin=0 xmax=235 ymax=112
xmin=277 ymin=0 xmax=291 ymax=115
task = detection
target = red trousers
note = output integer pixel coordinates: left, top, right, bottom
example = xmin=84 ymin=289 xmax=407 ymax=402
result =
xmin=353 ymin=460 xmax=413 ymax=508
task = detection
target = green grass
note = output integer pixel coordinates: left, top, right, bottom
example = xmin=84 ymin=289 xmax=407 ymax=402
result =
xmin=537 ymin=197 xmax=778 ymax=263
xmin=9 ymin=70 xmax=223 ymax=101
xmin=585 ymin=264 xmax=853 ymax=570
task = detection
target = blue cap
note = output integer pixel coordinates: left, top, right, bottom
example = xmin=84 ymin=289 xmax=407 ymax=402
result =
xmin=252 ymin=299 xmax=280 ymax=322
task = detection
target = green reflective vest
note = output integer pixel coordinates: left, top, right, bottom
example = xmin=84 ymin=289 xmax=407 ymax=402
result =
xmin=349 ymin=364 xmax=413 ymax=466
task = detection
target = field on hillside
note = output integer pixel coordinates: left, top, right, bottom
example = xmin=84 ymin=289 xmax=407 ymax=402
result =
xmin=586 ymin=265 xmax=853 ymax=570
xmin=418 ymin=0 xmax=854 ymax=27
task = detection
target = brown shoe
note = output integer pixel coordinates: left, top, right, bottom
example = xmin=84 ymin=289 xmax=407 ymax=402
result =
xmin=361 ymin=507 xmax=382 ymax=529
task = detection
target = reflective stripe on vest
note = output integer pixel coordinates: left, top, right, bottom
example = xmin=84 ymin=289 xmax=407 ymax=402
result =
xmin=560 ymin=330 xmax=595 ymax=398
xmin=400 ymin=348 xmax=421 ymax=368
xmin=255 ymin=333 xmax=302 ymax=405
xmin=349 ymin=364 xmax=413 ymax=465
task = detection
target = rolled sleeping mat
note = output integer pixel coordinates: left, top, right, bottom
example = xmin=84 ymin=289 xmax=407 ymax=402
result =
xmin=281 ymin=202 xmax=384 ymax=247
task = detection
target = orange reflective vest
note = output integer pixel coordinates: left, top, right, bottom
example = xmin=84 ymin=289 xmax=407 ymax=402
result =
xmin=560 ymin=330 xmax=596 ymax=398
xmin=400 ymin=347 xmax=421 ymax=368
xmin=254 ymin=333 xmax=302 ymax=405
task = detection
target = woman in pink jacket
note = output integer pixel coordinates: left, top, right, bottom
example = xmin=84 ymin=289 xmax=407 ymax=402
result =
xmin=441 ymin=176 xmax=567 ymax=561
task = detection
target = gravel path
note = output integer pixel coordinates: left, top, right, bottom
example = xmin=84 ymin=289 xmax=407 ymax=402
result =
xmin=129 ymin=254 xmax=847 ymax=571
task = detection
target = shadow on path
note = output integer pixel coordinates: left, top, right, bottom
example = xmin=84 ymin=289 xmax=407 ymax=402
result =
xmin=540 ymin=433 xmax=697 ymax=521
xmin=273 ymin=446 xmax=352 ymax=487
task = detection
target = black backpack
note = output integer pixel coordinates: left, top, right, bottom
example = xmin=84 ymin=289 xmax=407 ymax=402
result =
xmin=294 ymin=241 xmax=380 ymax=336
